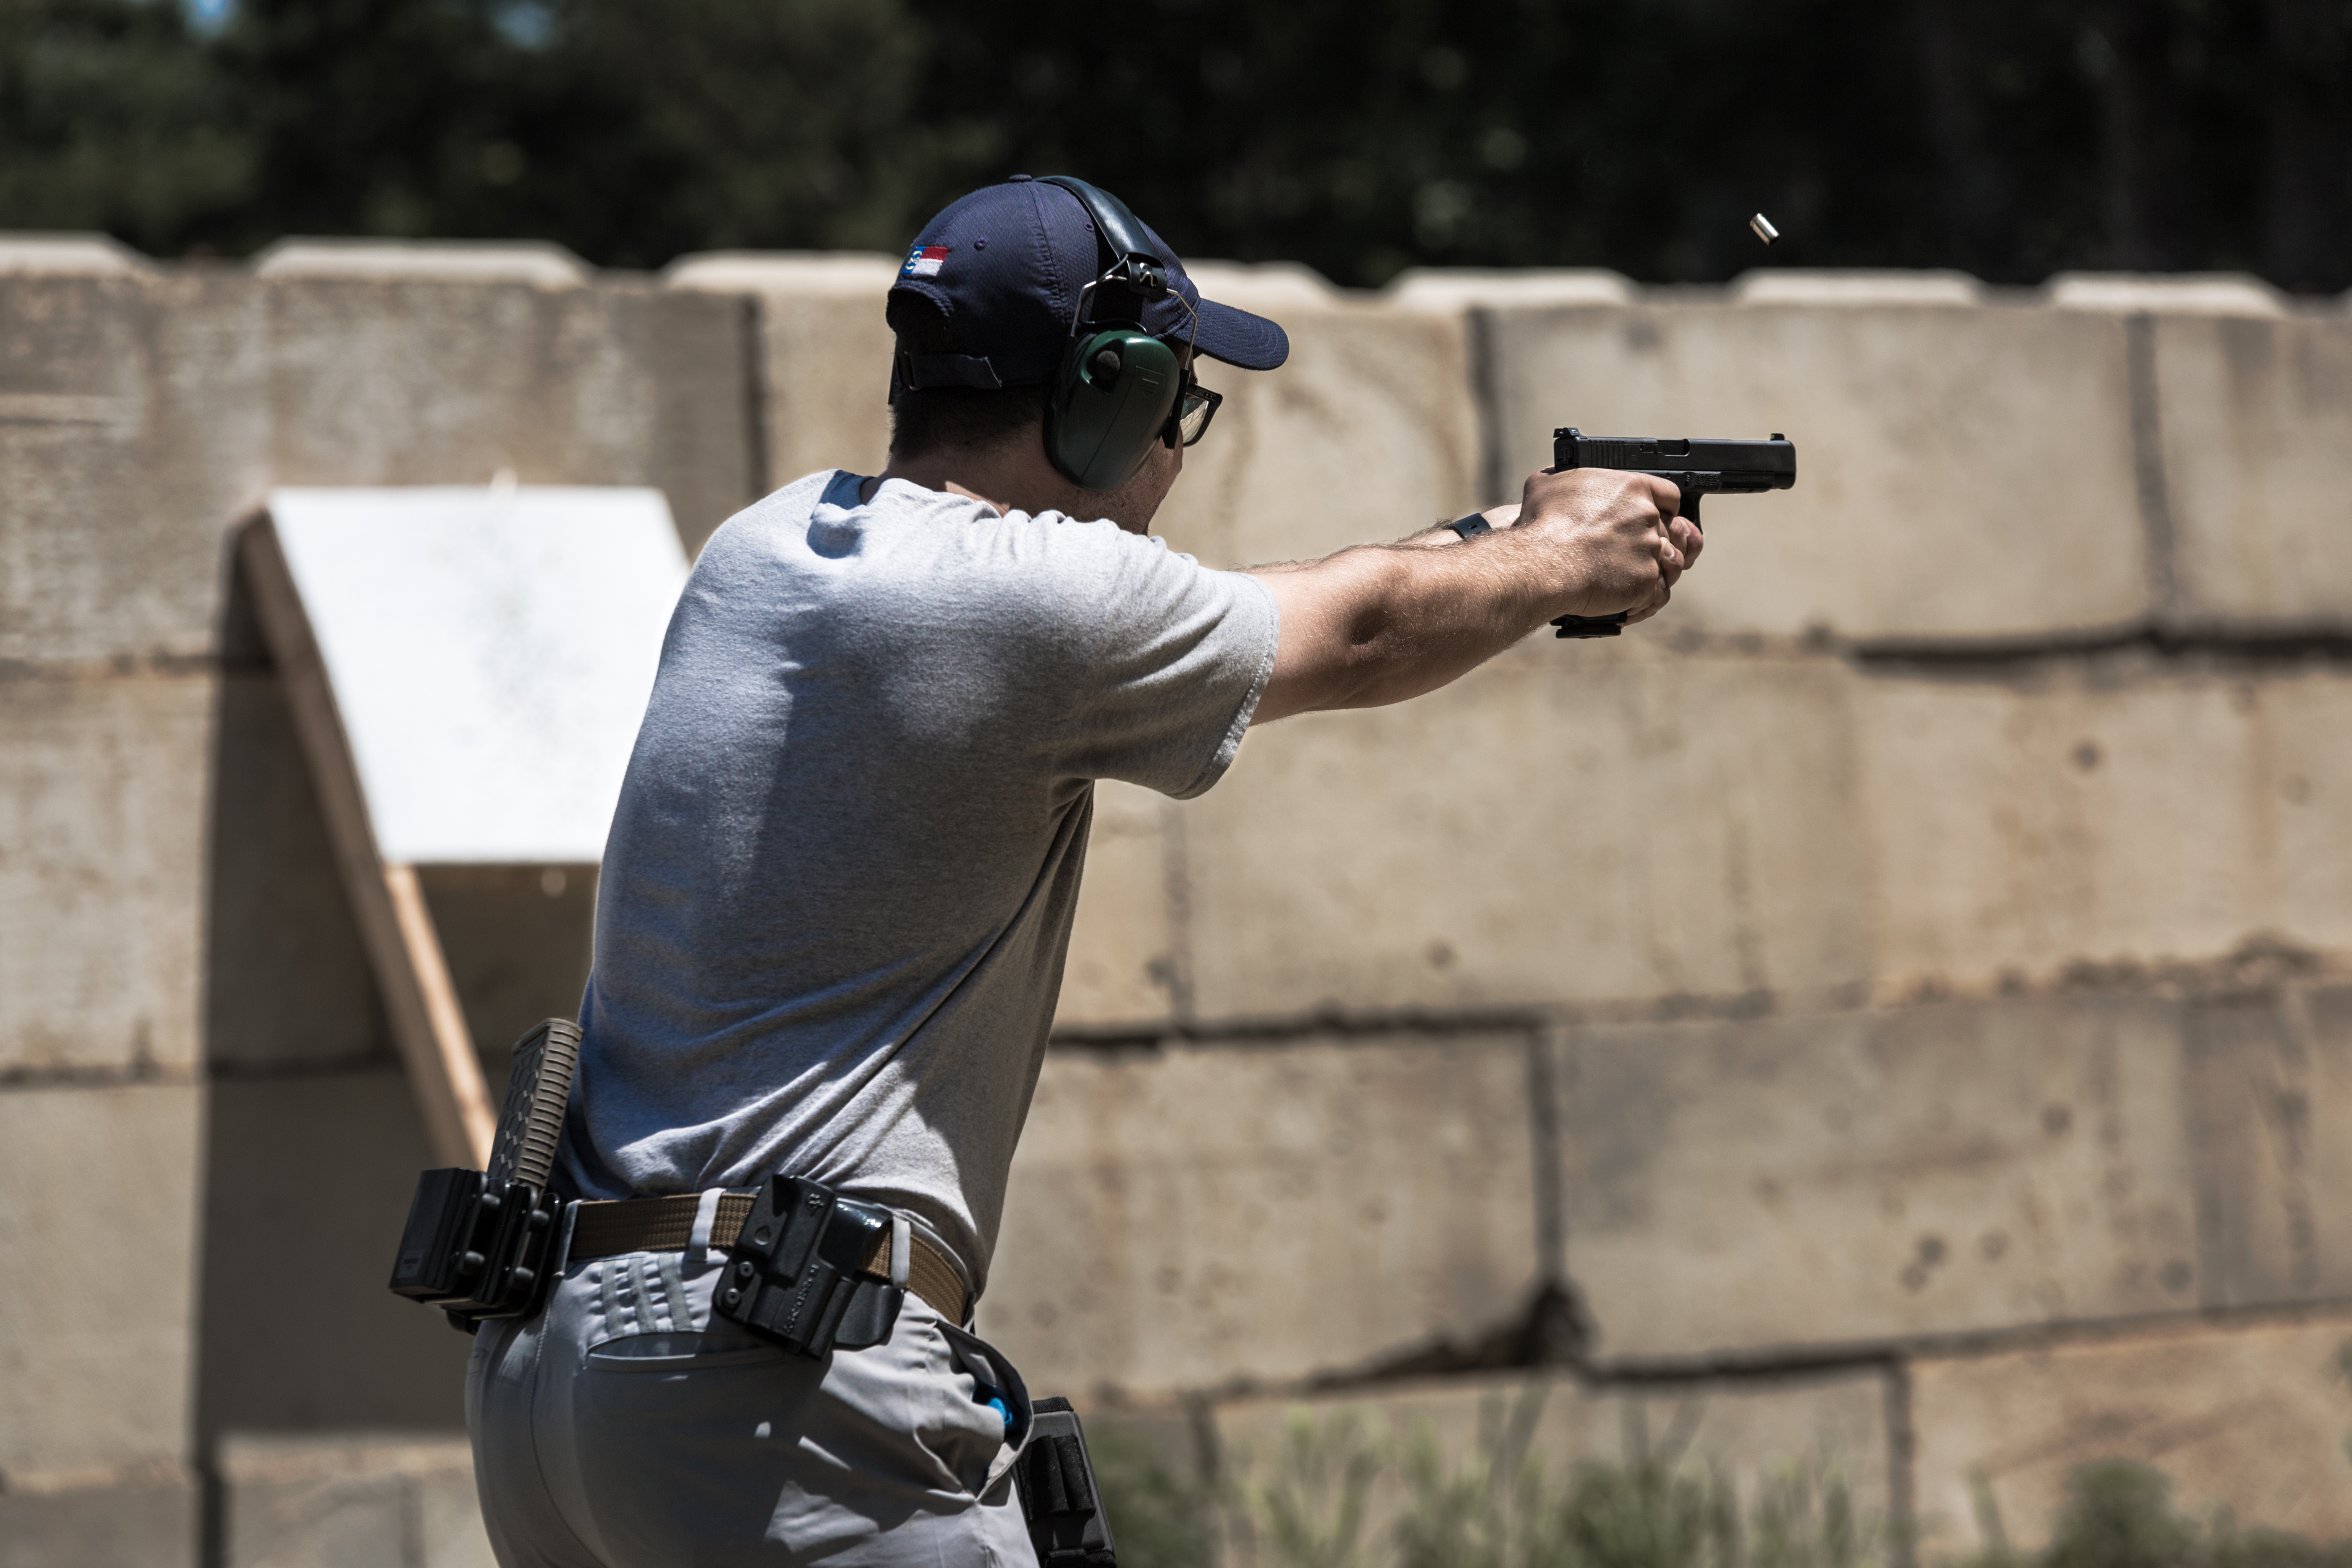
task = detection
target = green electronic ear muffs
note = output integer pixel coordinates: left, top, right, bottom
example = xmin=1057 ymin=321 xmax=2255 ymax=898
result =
xmin=1037 ymin=176 xmax=1199 ymax=491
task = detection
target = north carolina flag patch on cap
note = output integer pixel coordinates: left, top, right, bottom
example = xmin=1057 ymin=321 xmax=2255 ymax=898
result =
xmin=902 ymin=245 xmax=949 ymax=277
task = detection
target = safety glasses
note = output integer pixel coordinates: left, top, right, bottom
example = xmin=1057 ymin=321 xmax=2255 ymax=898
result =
xmin=1166 ymin=375 xmax=1222 ymax=449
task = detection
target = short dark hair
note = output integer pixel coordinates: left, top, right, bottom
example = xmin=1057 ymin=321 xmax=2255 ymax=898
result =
xmin=886 ymin=290 xmax=1051 ymax=460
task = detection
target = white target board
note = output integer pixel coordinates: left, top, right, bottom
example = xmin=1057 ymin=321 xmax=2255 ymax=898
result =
xmin=245 ymin=484 xmax=690 ymax=1165
xmin=263 ymin=485 xmax=689 ymax=865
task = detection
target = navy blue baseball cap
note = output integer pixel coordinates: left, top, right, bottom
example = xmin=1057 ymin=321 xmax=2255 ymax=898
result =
xmin=888 ymin=175 xmax=1290 ymax=391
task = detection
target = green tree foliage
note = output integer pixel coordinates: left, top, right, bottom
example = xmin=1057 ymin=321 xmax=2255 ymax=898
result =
xmin=203 ymin=0 xmax=551 ymax=251
xmin=0 ymin=0 xmax=2344 ymax=288
xmin=0 ymin=0 xmax=250 ymax=250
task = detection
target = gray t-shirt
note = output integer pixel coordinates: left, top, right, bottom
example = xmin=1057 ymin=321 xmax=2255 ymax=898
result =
xmin=563 ymin=468 xmax=1279 ymax=1298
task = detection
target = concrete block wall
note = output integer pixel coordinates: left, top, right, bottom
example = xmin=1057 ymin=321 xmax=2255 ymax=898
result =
xmin=3 ymin=236 xmax=2349 ymax=1565
xmin=216 ymin=1434 xmax=493 ymax=1568
xmin=0 ymin=240 xmax=754 ymax=1565
xmin=990 ymin=268 xmax=2352 ymax=1559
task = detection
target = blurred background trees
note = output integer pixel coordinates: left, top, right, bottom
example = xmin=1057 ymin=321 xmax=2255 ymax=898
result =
xmin=2 ymin=0 xmax=2347 ymax=291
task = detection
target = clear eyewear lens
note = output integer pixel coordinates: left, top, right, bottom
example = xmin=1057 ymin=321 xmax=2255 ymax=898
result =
xmin=1177 ymin=386 xmax=1221 ymax=447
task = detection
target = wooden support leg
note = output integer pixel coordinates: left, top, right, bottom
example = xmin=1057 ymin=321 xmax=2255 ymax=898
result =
xmin=378 ymin=863 xmax=497 ymax=1168
xmin=240 ymin=516 xmax=496 ymax=1168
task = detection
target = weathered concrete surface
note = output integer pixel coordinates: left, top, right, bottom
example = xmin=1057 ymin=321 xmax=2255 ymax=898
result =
xmin=0 ymin=1084 xmax=201 ymax=1477
xmin=664 ymin=252 xmax=899 ymax=496
xmin=985 ymin=1031 xmax=1539 ymax=1397
xmin=1384 ymin=267 xmax=1635 ymax=311
xmin=1181 ymin=645 xmax=1870 ymax=1020
xmin=1121 ymin=646 xmax=2352 ymax=1034
xmin=2151 ymin=314 xmax=2352 ymax=627
xmin=1552 ymin=996 xmax=2201 ymax=1362
xmin=1731 ymin=270 xmax=1985 ymax=307
xmin=0 ymin=1463 xmax=198 ymax=1568
xmin=1180 ymin=260 xmax=1342 ymax=318
xmin=0 ymin=272 xmax=190 ymax=662
xmin=417 ymin=864 xmax=598 ymax=1056
xmin=0 ymin=673 xmax=210 ymax=1075
xmin=195 ymin=1068 xmax=474 ymax=1442
xmin=252 ymin=238 xmax=591 ymax=289
xmin=1054 ymin=780 xmax=1180 ymax=1032
xmin=1149 ymin=286 xmax=1480 ymax=573
xmin=2047 ymin=273 xmax=2291 ymax=318
xmin=0 ymin=269 xmax=753 ymax=666
xmin=1909 ymin=1313 xmax=2352 ymax=1553
xmin=203 ymin=664 xmax=395 ymax=1072
xmin=256 ymin=275 xmax=753 ymax=558
xmin=1213 ymin=1367 xmax=1892 ymax=1563
xmin=218 ymin=1432 xmax=493 ymax=1568
xmin=2182 ymin=982 xmax=2352 ymax=1311
xmin=1482 ymin=301 xmax=2153 ymax=642
xmin=1856 ymin=661 xmax=2352 ymax=995
xmin=0 ymin=232 xmax=150 ymax=276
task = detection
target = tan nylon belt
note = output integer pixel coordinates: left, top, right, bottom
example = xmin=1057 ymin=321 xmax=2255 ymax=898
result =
xmin=567 ymin=1192 xmax=968 ymax=1325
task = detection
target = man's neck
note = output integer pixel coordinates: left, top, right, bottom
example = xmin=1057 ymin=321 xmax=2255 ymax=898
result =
xmin=868 ymin=438 xmax=1073 ymax=521
xmin=866 ymin=431 xmax=1174 ymax=536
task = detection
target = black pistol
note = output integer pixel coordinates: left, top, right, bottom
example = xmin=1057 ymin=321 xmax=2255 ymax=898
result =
xmin=1548 ymin=426 xmax=1796 ymax=638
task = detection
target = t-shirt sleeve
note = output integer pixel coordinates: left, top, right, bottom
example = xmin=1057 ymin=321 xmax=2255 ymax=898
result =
xmin=1052 ymin=525 xmax=1280 ymax=800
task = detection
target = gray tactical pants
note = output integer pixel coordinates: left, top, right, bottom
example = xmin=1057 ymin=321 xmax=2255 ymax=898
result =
xmin=466 ymin=1238 xmax=1038 ymax=1566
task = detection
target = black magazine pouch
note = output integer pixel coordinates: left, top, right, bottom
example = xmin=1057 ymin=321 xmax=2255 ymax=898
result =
xmin=387 ymin=1018 xmax=581 ymax=1330
xmin=1017 ymin=1397 xmax=1118 ymax=1567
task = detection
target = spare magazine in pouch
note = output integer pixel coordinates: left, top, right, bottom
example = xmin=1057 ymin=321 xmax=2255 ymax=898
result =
xmin=388 ymin=1017 xmax=582 ymax=1328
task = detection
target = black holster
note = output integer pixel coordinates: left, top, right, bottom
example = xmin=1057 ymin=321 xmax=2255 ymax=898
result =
xmin=1017 ymin=1397 xmax=1118 ymax=1568
xmin=712 ymin=1173 xmax=903 ymax=1357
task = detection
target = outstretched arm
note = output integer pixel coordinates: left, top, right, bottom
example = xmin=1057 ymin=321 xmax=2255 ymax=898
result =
xmin=1247 ymin=468 xmax=1702 ymax=724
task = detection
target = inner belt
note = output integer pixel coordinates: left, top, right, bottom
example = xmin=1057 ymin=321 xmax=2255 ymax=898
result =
xmin=567 ymin=1192 xmax=969 ymax=1325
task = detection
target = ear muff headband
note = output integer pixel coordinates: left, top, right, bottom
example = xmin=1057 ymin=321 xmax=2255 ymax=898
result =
xmin=1037 ymin=176 xmax=1199 ymax=491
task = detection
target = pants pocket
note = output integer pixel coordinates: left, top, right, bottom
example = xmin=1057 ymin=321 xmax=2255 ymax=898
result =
xmin=563 ymin=1298 xmax=1031 ymax=1565
xmin=935 ymin=1318 xmax=1033 ymax=1502
xmin=570 ymin=1333 xmax=829 ymax=1564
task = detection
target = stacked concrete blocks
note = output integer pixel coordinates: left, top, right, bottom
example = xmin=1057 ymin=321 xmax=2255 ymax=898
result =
xmin=5 ymin=233 xmax=2352 ymax=1566
xmin=0 ymin=240 xmax=756 ymax=1565
xmin=992 ymin=266 xmax=2352 ymax=1552
xmin=987 ymin=1030 xmax=1541 ymax=1396
xmin=1909 ymin=1312 xmax=2352 ymax=1555
xmin=1484 ymin=292 xmax=2154 ymax=643
xmin=217 ymin=1433 xmax=494 ymax=1568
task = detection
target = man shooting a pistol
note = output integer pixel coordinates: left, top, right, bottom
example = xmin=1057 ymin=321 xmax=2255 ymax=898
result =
xmin=463 ymin=176 xmax=1704 ymax=1567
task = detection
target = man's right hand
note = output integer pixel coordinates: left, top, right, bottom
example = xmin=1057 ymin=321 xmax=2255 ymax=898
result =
xmin=1504 ymin=467 xmax=1702 ymax=627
